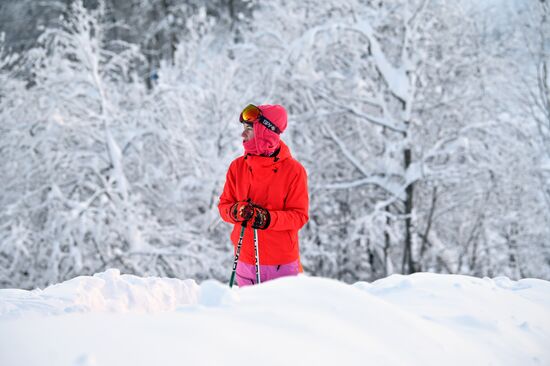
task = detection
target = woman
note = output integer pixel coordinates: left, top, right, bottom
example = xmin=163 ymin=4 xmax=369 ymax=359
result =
xmin=218 ymin=104 xmax=309 ymax=287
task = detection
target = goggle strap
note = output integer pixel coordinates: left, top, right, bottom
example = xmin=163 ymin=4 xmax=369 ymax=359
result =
xmin=258 ymin=116 xmax=281 ymax=135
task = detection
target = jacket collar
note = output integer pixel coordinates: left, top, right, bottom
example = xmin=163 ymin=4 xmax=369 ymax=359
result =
xmin=244 ymin=140 xmax=291 ymax=169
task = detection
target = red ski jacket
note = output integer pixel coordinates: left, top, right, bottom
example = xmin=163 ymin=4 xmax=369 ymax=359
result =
xmin=218 ymin=141 xmax=309 ymax=267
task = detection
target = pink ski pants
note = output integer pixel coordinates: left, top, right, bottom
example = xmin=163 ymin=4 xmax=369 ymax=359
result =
xmin=235 ymin=260 xmax=300 ymax=287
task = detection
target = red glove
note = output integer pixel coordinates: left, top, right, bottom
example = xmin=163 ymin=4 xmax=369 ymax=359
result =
xmin=230 ymin=201 xmax=254 ymax=222
xmin=250 ymin=204 xmax=271 ymax=230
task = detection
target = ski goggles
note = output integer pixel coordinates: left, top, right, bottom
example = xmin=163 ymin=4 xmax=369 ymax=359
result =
xmin=239 ymin=104 xmax=282 ymax=134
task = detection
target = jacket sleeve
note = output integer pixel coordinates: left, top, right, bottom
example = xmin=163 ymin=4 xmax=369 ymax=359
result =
xmin=218 ymin=161 xmax=239 ymax=224
xmin=268 ymin=163 xmax=309 ymax=231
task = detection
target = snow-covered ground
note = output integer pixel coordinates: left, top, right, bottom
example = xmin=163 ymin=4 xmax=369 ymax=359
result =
xmin=0 ymin=269 xmax=549 ymax=366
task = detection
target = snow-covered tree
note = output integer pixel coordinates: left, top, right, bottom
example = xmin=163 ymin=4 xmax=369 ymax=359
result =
xmin=0 ymin=1 xmax=223 ymax=287
xmin=1 ymin=0 xmax=549 ymax=288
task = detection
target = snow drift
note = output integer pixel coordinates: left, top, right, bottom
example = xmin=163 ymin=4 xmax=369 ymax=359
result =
xmin=0 ymin=269 xmax=549 ymax=366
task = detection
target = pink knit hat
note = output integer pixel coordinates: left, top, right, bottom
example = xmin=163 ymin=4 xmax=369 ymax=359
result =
xmin=243 ymin=104 xmax=288 ymax=156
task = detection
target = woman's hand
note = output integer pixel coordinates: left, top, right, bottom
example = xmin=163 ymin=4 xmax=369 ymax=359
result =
xmin=230 ymin=201 xmax=254 ymax=222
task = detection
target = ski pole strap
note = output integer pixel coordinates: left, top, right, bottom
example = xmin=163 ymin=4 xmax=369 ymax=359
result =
xmin=229 ymin=222 xmax=247 ymax=288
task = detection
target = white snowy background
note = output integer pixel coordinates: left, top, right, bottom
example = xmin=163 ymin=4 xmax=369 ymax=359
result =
xmin=0 ymin=0 xmax=548 ymax=287
xmin=0 ymin=0 xmax=550 ymax=365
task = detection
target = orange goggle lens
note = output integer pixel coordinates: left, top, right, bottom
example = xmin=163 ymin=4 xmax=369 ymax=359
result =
xmin=240 ymin=104 xmax=261 ymax=123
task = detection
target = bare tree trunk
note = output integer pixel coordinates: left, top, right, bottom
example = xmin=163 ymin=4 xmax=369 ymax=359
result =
xmin=418 ymin=186 xmax=438 ymax=269
xmin=384 ymin=212 xmax=391 ymax=276
xmin=402 ymin=147 xmax=415 ymax=274
xmin=161 ymin=0 xmax=176 ymax=64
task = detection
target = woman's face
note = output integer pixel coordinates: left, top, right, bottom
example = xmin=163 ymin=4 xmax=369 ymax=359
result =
xmin=242 ymin=122 xmax=254 ymax=142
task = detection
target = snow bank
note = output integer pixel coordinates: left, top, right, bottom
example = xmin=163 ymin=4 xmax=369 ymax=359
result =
xmin=0 ymin=269 xmax=199 ymax=317
xmin=0 ymin=271 xmax=549 ymax=366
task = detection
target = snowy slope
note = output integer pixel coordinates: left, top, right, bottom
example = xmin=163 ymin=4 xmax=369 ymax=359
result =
xmin=0 ymin=269 xmax=549 ymax=366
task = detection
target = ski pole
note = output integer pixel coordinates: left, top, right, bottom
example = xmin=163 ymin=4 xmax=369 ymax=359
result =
xmin=253 ymin=227 xmax=261 ymax=284
xmin=229 ymin=221 xmax=247 ymax=288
